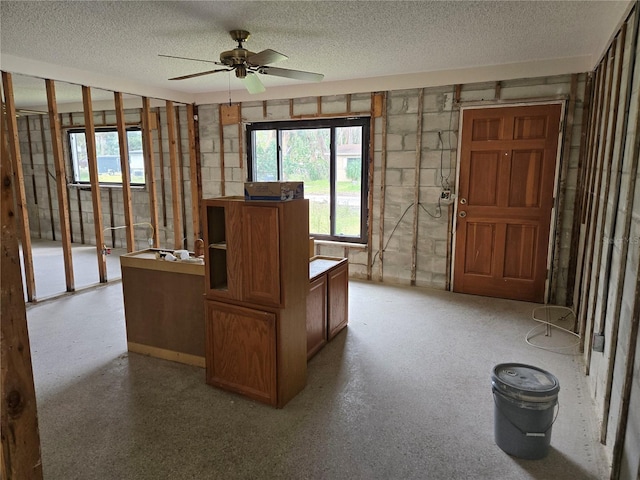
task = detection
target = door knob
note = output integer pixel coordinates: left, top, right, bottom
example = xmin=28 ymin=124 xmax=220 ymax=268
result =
xmin=459 ymin=211 xmax=467 ymax=218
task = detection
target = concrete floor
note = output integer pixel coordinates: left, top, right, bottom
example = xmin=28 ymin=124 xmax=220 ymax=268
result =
xmin=25 ymin=261 xmax=610 ymax=479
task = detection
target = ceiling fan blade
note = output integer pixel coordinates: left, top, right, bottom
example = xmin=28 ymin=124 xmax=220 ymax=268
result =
xmin=243 ymin=73 xmax=266 ymax=94
xmin=258 ymin=66 xmax=324 ymax=82
xmin=169 ymin=69 xmax=230 ymax=81
xmin=247 ymin=49 xmax=288 ymax=66
xmin=159 ymin=54 xmax=222 ymax=65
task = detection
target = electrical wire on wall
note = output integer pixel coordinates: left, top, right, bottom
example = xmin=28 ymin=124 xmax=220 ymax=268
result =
xmin=372 ymin=86 xmax=459 ymax=268
xmin=525 ymin=305 xmax=581 ymax=354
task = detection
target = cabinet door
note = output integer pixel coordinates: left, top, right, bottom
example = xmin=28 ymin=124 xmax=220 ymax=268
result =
xmin=242 ymin=205 xmax=281 ymax=306
xmin=306 ymin=275 xmax=327 ymax=360
xmin=327 ymin=262 xmax=349 ymax=340
xmin=205 ymin=301 xmax=277 ymax=405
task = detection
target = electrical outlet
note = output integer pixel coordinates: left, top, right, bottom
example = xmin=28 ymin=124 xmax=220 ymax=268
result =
xmin=592 ymin=333 xmax=605 ymax=352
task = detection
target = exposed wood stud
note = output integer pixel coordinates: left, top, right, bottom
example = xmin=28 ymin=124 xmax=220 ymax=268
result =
xmin=166 ymin=100 xmax=182 ymax=249
xmin=574 ymin=65 xmax=602 ymax=318
xmin=289 ymin=98 xmax=294 ymax=117
xmin=575 ymin=62 xmax=604 ymax=343
xmin=454 ymin=84 xmax=462 ymax=105
xmin=37 ymin=115 xmax=56 ymax=242
xmin=583 ymin=45 xmax=615 ymax=370
xmin=590 ymin=37 xmax=625 ymax=343
xmin=114 ymin=91 xmax=135 ymax=251
xmin=1 ymin=101 xmax=43 ymax=479
xmin=82 ymin=85 xmax=107 ymax=283
xmin=2 ymin=72 xmax=36 ymax=301
xmin=77 ymin=189 xmax=84 ymax=244
xmin=262 ymin=100 xmax=268 ymax=118
xmin=24 ymin=118 xmax=41 ymax=238
xmin=218 ymin=105 xmax=226 ymax=196
xmin=566 ymin=74 xmax=593 ymax=306
xmin=142 ymin=97 xmax=159 ymax=247
xmin=108 ymin=188 xmax=115 ymax=247
xmin=237 ymin=103 xmax=243 ymax=170
xmin=582 ymin=64 xmax=605 ymax=225
xmin=411 ymin=88 xmax=424 ymax=285
xmin=60 ymin=113 xmax=75 ymax=245
xmin=366 ymin=93 xmax=376 ymax=279
xmin=377 ymin=92 xmax=388 ymax=281
xmin=549 ymin=74 xmax=578 ymax=303
xmin=155 ymin=108 xmax=167 ymax=227
xmin=317 ymin=96 xmax=322 ymax=115
xmin=494 ymin=81 xmax=502 ymax=100
xmin=346 ymin=94 xmax=352 ymax=114
xmin=289 ymin=111 xmax=372 ymax=120
xmin=175 ymin=105 xmax=187 ymax=248
xmin=187 ymin=104 xmax=201 ymax=243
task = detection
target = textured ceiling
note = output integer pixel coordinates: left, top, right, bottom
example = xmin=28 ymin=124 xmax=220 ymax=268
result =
xmin=0 ymin=0 xmax=632 ymax=108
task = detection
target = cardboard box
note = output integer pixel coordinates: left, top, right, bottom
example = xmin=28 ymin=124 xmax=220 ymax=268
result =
xmin=244 ymin=182 xmax=304 ymax=201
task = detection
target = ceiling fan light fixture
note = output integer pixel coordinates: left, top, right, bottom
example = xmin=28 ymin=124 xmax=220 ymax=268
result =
xmin=235 ymin=65 xmax=247 ymax=79
xmin=162 ymin=30 xmax=323 ymax=93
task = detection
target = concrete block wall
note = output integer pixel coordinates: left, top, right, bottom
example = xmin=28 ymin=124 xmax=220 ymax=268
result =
xmin=197 ymin=80 xmax=582 ymax=302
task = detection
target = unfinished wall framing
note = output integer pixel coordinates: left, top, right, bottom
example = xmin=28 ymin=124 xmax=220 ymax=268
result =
xmin=3 ymin=76 xmax=198 ymax=300
xmin=565 ymin=4 xmax=640 ymax=478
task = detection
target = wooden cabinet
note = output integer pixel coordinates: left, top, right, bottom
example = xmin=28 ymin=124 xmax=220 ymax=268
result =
xmin=306 ymin=275 xmax=327 ymax=359
xmin=327 ymin=260 xmax=349 ymax=340
xmin=120 ymin=249 xmax=205 ymax=367
xmin=307 ymin=256 xmax=348 ymax=359
xmin=203 ymin=197 xmax=309 ymax=408
xmin=205 ymin=301 xmax=276 ymax=405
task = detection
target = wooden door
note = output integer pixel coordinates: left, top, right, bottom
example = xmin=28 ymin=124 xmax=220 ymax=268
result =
xmin=242 ymin=204 xmax=282 ymax=306
xmin=454 ymin=104 xmax=561 ymax=303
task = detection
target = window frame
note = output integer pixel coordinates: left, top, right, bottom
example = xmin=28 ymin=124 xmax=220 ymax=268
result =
xmin=246 ymin=117 xmax=370 ymax=244
xmin=67 ymin=126 xmax=145 ymax=187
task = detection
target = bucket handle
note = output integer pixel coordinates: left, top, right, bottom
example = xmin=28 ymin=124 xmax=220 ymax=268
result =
xmin=492 ymin=389 xmax=560 ymax=438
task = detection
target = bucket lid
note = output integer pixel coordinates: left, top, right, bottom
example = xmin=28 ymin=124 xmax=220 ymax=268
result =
xmin=492 ymin=363 xmax=559 ymax=401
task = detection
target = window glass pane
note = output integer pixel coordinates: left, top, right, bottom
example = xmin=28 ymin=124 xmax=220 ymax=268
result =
xmin=335 ymin=126 xmax=363 ymax=237
xmin=68 ymin=128 xmax=144 ymax=185
xmin=127 ymin=130 xmax=145 ymax=184
xmin=69 ymin=132 xmax=88 ymax=182
xmin=95 ymin=131 xmax=122 ymax=183
xmin=252 ymin=130 xmax=278 ymax=181
xmin=281 ymin=128 xmax=330 ymax=235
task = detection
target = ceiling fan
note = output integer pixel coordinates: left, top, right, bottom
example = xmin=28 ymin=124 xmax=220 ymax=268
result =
xmin=160 ymin=30 xmax=324 ymax=94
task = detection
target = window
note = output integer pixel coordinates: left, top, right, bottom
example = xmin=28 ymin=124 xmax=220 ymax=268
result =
xmin=68 ymin=127 xmax=145 ymax=185
xmin=247 ymin=117 xmax=369 ymax=243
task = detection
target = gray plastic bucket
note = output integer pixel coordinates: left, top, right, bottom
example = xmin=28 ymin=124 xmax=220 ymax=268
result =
xmin=491 ymin=363 xmax=560 ymax=460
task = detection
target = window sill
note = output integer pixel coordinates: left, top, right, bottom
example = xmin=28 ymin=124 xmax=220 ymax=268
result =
xmin=68 ymin=183 xmax=147 ymax=191
xmin=314 ymin=239 xmax=367 ymax=250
